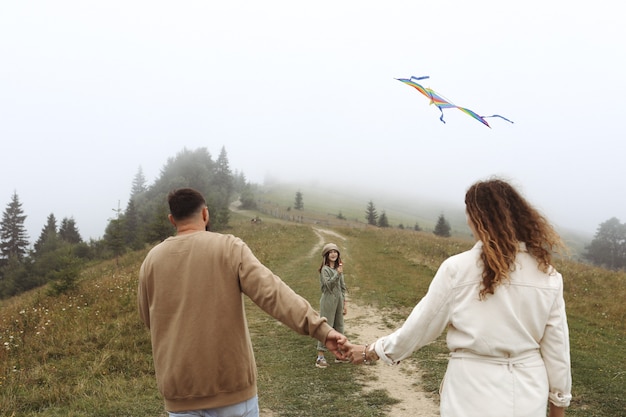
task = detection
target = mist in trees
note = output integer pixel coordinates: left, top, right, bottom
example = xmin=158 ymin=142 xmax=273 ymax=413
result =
xmin=102 ymin=146 xmax=247 ymax=255
xmin=98 ymin=146 xmax=255 ymax=261
xmin=585 ymin=217 xmax=626 ymax=270
xmin=0 ymin=146 xmax=254 ymax=299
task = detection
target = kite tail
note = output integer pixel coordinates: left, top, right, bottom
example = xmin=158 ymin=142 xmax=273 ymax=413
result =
xmin=437 ymin=107 xmax=446 ymax=124
xmin=484 ymin=114 xmax=514 ymax=124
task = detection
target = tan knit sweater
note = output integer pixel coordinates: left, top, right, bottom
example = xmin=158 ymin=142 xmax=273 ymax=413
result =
xmin=138 ymin=231 xmax=332 ymax=412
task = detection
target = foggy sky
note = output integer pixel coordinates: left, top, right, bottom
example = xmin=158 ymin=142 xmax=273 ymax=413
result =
xmin=1 ymin=1 xmax=624 ymax=243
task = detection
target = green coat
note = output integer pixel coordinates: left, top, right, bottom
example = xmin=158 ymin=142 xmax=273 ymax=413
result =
xmin=317 ymin=265 xmax=346 ymax=350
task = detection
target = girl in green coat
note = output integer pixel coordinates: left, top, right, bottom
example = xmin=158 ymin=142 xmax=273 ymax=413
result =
xmin=315 ymin=243 xmax=347 ymax=368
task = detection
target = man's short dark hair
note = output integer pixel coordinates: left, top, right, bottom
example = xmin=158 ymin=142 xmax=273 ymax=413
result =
xmin=167 ymin=188 xmax=206 ymax=221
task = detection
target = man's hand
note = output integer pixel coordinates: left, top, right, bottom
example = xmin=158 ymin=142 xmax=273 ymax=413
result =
xmin=324 ymin=329 xmax=349 ymax=360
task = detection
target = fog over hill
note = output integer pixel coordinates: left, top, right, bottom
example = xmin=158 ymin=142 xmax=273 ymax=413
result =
xmin=258 ymin=180 xmax=593 ymax=257
xmin=3 ymin=2 xmax=623 ymax=249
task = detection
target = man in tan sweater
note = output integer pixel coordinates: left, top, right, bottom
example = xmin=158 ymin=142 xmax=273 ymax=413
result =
xmin=138 ymin=188 xmax=346 ymax=417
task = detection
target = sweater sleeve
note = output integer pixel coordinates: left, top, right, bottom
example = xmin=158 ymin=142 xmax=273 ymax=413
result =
xmin=540 ymin=275 xmax=572 ymax=407
xmin=237 ymin=240 xmax=333 ymax=343
xmin=374 ymin=259 xmax=454 ymax=364
xmin=137 ymin=258 xmax=151 ymax=329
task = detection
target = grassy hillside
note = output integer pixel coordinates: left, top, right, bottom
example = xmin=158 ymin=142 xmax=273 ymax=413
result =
xmin=257 ymin=181 xmax=466 ymax=233
xmin=256 ymin=181 xmax=593 ymax=258
xmin=1 ymin=209 xmax=623 ymax=416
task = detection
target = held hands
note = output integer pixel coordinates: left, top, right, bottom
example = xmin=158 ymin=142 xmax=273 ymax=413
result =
xmin=324 ymin=331 xmax=363 ymax=363
xmin=326 ymin=334 xmax=377 ymax=364
xmin=337 ymin=340 xmax=368 ymax=365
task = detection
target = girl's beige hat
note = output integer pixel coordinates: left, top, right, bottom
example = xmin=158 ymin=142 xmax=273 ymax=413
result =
xmin=321 ymin=243 xmax=340 ymax=257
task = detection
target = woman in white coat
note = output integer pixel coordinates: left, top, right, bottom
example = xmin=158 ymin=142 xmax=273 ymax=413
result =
xmin=341 ymin=178 xmax=572 ymax=417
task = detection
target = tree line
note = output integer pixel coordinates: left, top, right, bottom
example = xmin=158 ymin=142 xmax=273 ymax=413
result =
xmin=0 ymin=147 xmax=254 ymax=299
xmin=364 ymin=196 xmax=625 ymax=268
xmin=363 ymin=195 xmax=625 ymax=267
xmin=366 ymin=199 xmax=450 ymax=236
xmin=2 ymin=150 xmax=624 ymax=299
xmin=295 ymin=191 xmax=449 ymax=236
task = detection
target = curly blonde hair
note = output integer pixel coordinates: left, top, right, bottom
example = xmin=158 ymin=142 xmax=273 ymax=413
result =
xmin=464 ymin=178 xmax=565 ymax=299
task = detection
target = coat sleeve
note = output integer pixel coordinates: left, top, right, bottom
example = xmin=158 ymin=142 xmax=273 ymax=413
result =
xmin=540 ymin=274 xmax=572 ymax=407
xmin=320 ymin=266 xmax=341 ymax=293
xmin=374 ymin=259 xmax=454 ymax=364
xmin=340 ymin=273 xmax=347 ymax=297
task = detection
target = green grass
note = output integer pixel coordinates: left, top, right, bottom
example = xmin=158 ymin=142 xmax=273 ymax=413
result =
xmin=1 ymin=206 xmax=624 ymax=416
xmin=0 ymin=251 xmax=165 ymax=417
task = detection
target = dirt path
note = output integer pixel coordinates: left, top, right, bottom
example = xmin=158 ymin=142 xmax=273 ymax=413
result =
xmin=311 ymin=228 xmax=440 ymax=417
xmin=345 ymin=301 xmax=439 ymax=416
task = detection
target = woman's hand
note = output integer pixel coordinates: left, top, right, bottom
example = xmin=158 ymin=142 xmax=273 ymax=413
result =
xmin=549 ymin=404 xmax=565 ymax=417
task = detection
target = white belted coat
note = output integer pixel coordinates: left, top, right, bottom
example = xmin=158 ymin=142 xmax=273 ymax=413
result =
xmin=372 ymin=241 xmax=571 ymax=417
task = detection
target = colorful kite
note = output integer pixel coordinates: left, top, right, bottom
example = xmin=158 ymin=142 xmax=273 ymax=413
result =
xmin=397 ymin=76 xmax=513 ymax=128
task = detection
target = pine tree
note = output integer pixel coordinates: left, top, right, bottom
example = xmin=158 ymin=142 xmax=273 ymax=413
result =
xmin=59 ymin=217 xmax=83 ymax=244
xmin=145 ymin=202 xmax=174 ymax=243
xmin=214 ymin=147 xmax=234 ymax=204
xmin=124 ymin=198 xmax=142 ymax=249
xmin=211 ymin=147 xmax=234 ymax=230
xmin=47 ymin=254 xmax=81 ymax=295
xmin=34 ymin=213 xmax=59 ymax=254
xmin=378 ymin=210 xmax=390 ymax=228
xmin=232 ymin=170 xmax=248 ymax=193
xmin=131 ymin=166 xmax=148 ymax=197
xmin=294 ymin=191 xmax=304 ymax=210
xmin=239 ymin=182 xmax=258 ymax=210
xmin=0 ymin=192 xmax=30 ymax=262
xmin=433 ymin=214 xmax=451 ymax=237
xmin=365 ymin=200 xmax=378 ymax=225
xmin=584 ymin=217 xmax=626 ymax=270
xmin=104 ymin=202 xmax=125 ymax=264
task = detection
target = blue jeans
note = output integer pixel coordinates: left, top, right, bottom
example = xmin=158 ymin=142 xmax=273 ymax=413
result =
xmin=168 ymin=396 xmax=259 ymax=417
